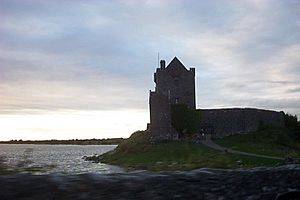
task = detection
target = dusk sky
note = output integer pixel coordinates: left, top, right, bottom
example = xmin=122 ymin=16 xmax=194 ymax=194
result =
xmin=0 ymin=0 xmax=300 ymax=140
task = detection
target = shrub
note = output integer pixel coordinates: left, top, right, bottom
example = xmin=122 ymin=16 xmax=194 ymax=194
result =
xmin=284 ymin=113 xmax=300 ymax=140
xmin=171 ymin=104 xmax=201 ymax=136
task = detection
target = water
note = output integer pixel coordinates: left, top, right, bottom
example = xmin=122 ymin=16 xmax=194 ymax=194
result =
xmin=0 ymin=144 xmax=123 ymax=174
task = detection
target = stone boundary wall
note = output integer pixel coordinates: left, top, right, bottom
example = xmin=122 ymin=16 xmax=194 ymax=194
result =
xmin=198 ymin=108 xmax=285 ymax=137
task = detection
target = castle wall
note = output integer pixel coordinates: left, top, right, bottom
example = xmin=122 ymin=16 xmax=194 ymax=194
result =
xmin=149 ymin=91 xmax=178 ymax=140
xmin=149 ymin=57 xmax=285 ymax=141
xmin=199 ymin=108 xmax=285 ymax=137
xmin=154 ymin=61 xmax=195 ymax=109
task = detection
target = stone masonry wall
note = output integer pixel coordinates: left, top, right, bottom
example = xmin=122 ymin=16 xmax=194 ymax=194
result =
xmin=154 ymin=58 xmax=195 ymax=109
xmin=149 ymin=58 xmax=194 ymax=140
xmin=149 ymin=57 xmax=285 ymax=140
xmin=149 ymin=91 xmax=178 ymax=140
xmin=199 ymin=108 xmax=285 ymax=137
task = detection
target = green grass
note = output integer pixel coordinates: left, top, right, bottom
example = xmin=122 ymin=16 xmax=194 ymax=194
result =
xmin=214 ymin=128 xmax=300 ymax=158
xmin=91 ymin=130 xmax=283 ymax=171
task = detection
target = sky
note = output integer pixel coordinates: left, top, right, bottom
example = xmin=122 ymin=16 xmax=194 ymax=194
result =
xmin=0 ymin=0 xmax=299 ymax=140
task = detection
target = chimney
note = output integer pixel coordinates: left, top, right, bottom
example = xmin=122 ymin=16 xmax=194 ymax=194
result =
xmin=189 ymin=67 xmax=195 ymax=76
xmin=160 ymin=60 xmax=166 ymax=69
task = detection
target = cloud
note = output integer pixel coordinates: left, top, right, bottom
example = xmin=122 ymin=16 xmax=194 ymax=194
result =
xmin=0 ymin=0 xmax=299 ymax=118
xmin=0 ymin=60 xmax=148 ymax=114
xmin=287 ymin=87 xmax=300 ymax=93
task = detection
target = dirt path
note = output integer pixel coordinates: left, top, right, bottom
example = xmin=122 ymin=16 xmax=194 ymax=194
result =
xmin=200 ymin=137 xmax=284 ymax=160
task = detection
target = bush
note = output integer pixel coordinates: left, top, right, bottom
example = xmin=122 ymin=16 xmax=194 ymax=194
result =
xmin=171 ymin=104 xmax=201 ymax=136
xmin=114 ymin=130 xmax=150 ymax=154
xmin=284 ymin=113 xmax=300 ymax=140
xmin=285 ymin=114 xmax=300 ymax=129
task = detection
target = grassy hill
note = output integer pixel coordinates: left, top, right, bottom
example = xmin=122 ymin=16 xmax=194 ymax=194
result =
xmin=88 ymin=130 xmax=284 ymax=171
xmin=2 ymin=115 xmax=298 ymax=172
xmin=214 ymin=128 xmax=300 ymax=158
xmin=87 ymin=114 xmax=300 ymax=171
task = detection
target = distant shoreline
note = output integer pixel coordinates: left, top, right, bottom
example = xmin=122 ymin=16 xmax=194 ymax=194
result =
xmin=0 ymin=138 xmax=124 ymax=145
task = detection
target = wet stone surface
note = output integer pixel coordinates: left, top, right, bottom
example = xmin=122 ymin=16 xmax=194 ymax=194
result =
xmin=0 ymin=165 xmax=300 ymax=200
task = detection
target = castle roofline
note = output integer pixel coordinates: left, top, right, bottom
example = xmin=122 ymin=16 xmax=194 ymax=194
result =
xmin=166 ymin=57 xmax=188 ymax=71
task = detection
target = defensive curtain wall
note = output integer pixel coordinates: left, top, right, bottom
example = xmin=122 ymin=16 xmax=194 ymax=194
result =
xmin=199 ymin=108 xmax=284 ymax=138
xmin=149 ymin=57 xmax=284 ymax=140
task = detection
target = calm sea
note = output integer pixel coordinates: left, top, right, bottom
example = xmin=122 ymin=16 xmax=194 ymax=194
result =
xmin=0 ymin=144 xmax=123 ymax=174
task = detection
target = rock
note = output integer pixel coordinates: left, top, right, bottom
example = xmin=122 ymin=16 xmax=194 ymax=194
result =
xmin=0 ymin=165 xmax=300 ymax=200
xmin=262 ymin=186 xmax=277 ymax=192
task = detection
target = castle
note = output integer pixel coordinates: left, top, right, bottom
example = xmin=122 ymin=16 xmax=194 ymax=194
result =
xmin=149 ymin=57 xmax=284 ymax=140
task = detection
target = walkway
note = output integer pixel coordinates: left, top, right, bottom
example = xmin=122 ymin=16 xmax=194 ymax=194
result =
xmin=200 ymin=137 xmax=284 ymax=160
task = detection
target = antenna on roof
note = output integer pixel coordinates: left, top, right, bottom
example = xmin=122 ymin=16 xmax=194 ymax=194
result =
xmin=157 ymin=51 xmax=160 ymax=68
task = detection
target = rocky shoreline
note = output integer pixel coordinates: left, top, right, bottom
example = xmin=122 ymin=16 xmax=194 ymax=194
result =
xmin=1 ymin=165 xmax=300 ymax=200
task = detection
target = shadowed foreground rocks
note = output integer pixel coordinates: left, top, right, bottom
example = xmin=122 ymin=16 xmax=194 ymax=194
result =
xmin=1 ymin=165 xmax=300 ymax=200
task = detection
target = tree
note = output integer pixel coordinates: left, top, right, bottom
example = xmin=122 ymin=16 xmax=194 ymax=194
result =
xmin=171 ymin=104 xmax=201 ymax=136
xmin=284 ymin=113 xmax=300 ymax=140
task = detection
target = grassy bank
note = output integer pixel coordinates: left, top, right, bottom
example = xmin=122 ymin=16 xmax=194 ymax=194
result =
xmin=214 ymin=128 xmax=300 ymax=158
xmin=89 ymin=131 xmax=282 ymax=171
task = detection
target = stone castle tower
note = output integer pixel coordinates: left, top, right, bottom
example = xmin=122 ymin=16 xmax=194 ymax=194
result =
xmin=149 ymin=57 xmax=284 ymax=140
xmin=149 ymin=57 xmax=195 ymax=140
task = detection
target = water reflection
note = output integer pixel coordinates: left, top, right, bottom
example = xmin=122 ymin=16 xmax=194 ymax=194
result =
xmin=0 ymin=144 xmax=123 ymax=174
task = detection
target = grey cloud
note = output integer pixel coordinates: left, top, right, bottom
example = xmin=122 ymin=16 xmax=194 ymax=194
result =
xmin=287 ymin=87 xmax=300 ymax=93
xmin=267 ymin=81 xmax=295 ymax=85
xmin=0 ymin=0 xmax=300 ymax=117
xmin=198 ymin=95 xmax=300 ymax=116
xmin=230 ymin=1 xmax=300 ymax=64
xmin=0 ymin=76 xmax=149 ymax=114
